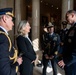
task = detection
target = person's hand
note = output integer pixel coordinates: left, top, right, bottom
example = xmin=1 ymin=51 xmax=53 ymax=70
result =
xmin=45 ymin=55 xmax=49 ymax=59
xmin=17 ymin=57 xmax=23 ymax=65
xmin=60 ymin=42 xmax=64 ymax=46
xmin=58 ymin=60 xmax=65 ymax=68
xmin=49 ymin=55 xmax=54 ymax=59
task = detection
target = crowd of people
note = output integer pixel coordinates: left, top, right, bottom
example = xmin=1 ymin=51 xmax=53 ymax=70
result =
xmin=0 ymin=7 xmax=76 ymax=75
xmin=40 ymin=10 xmax=76 ymax=75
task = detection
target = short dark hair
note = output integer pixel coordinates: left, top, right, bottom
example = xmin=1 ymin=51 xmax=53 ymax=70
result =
xmin=66 ymin=10 xmax=76 ymax=15
xmin=65 ymin=10 xmax=76 ymax=20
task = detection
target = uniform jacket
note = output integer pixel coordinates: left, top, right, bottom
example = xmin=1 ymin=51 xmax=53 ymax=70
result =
xmin=0 ymin=28 xmax=19 ymax=75
xmin=43 ymin=33 xmax=60 ymax=56
xmin=60 ymin=28 xmax=68 ymax=42
xmin=63 ymin=23 xmax=76 ymax=66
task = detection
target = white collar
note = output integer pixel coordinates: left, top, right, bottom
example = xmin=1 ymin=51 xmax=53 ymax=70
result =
xmin=0 ymin=26 xmax=8 ymax=35
xmin=24 ymin=34 xmax=32 ymax=44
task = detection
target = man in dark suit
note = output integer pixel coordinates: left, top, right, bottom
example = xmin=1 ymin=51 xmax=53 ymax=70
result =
xmin=59 ymin=21 xmax=68 ymax=54
xmin=42 ymin=22 xmax=60 ymax=75
xmin=0 ymin=8 xmax=22 ymax=75
xmin=58 ymin=10 xmax=76 ymax=75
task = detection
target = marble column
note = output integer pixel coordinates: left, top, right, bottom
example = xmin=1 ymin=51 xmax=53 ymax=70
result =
xmin=61 ymin=0 xmax=73 ymax=28
xmin=0 ymin=0 xmax=14 ymax=16
xmin=14 ymin=0 xmax=21 ymax=45
xmin=32 ymin=0 xmax=40 ymax=51
xmin=0 ymin=0 xmax=7 ymax=8
xmin=21 ymin=0 xmax=26 ymax=20
xmin=15 ymin=0 xmax=21 ymax=35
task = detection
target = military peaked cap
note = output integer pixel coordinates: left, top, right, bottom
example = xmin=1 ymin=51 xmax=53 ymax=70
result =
xmin=0 ymin=8 xmax=14 ymax=17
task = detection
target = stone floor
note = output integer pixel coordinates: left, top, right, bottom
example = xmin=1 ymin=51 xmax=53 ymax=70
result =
xmin=33 ymin=65 xmax=65 ymax=75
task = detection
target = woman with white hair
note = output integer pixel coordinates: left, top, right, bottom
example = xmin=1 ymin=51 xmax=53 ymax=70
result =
xmin=16 ymin=20 xmax=36 ymax=75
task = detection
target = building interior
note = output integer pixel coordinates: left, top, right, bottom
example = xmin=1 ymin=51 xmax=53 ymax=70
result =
xmin=0 ymin=0 xmax=76 ymax=75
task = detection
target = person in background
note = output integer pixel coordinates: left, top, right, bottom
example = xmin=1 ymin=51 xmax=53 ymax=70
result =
xmin=59 ymin=21 xmax=68 ymax=54
xmin=42 ymin=22 xmax=60 ymax=75
xmin=37 ymin=25 xmax=48 ymax=67
xmin=58 ymin=10 xmax=76 ymax=75
xmin=0 ymin=8 xmax=22 ymax=75
xmin=16 ymin=20 xmax=36 ymax=75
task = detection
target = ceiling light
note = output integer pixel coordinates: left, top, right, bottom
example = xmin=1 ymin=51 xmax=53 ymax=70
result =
xmin=41 ymin=0 xmax=42 ymax=3
xmin=57 ymin=7 xmax=58 ymax=9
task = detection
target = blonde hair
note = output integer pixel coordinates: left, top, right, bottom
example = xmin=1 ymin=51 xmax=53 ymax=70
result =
xmin=17 ymin=20 xmax=28 ymax=36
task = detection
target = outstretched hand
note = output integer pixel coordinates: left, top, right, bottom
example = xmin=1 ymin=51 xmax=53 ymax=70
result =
xmin=58 ymin=60 xmax=65 ymax=68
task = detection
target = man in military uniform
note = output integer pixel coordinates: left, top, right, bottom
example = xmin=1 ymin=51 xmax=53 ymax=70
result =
xmin=59 ymin=21 xmax=68 ymax=54
xmin=42 ymin=22 xmax=60 ymax=75
xmin=0 ymin=8 xmax=22 ymax=75
xmin=58 ymin=10 xmax=76 ymax=75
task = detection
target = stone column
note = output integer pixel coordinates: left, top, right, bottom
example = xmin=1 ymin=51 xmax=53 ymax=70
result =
xmin=15 ymin=0 xmax=21 ymax=36
xmin=32 ymin=0 xmax=40 ymax=52
xmin=0 ymin=0 xmax=7 ymax=8
xmin=21 ymin=0 xmax=26 ymax=20
xmin=14 ymin=0 xmax=21 ymax=45
xmin=61 ymin=0 xmax=73 ymax=28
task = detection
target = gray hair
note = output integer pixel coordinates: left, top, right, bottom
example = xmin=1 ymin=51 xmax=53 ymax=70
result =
xmin=17 ymin=20 xmax=28 ymax=35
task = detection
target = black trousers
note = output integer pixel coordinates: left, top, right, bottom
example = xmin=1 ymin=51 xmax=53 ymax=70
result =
xmin=42 ymin=56 xmax=57 ymax=75
xmin=64 ymin=62 xmax=76 ymax=75
xmin=20 ymin=63 xmax=33 ymax=75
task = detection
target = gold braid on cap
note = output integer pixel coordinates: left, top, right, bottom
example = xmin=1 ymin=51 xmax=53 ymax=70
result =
xmin=0 ymin=31 xmax=18 ymax=64
xmin=6 ymin=11 xmax=14 ymax=17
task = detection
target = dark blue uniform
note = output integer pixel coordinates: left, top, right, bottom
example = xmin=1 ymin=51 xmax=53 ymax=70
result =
xmin=59 ymin=28 xmax=68 ymax=53
xmin=0 ymin=28 xmax=19 ymax=75
xmin=42 ymin=33 xmax=60 ymax=75
xmin=60 ymin=28 xmax=68 ymax=43
xmin=63 ymin=23 xmax=76 ymax=75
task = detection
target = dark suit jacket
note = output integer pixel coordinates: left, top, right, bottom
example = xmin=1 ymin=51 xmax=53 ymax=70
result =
xmin=16 ymin=35 xmax=36 ymax=75
xmin=0 ymin=28 xmax=19 ymax=75
xmin=63 ymin=23 xmax=76 ymax=66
